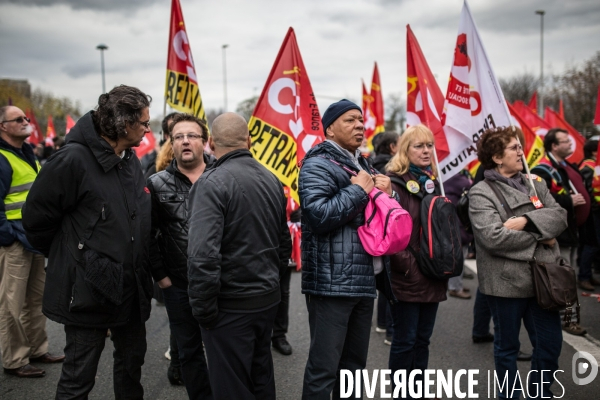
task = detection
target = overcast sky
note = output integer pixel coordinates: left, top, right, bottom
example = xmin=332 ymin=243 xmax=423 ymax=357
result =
xmin=1 ymin=0 xmax=599 ymax=119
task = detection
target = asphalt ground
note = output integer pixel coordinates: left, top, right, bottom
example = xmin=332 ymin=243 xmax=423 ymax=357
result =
xmin=1 ymin=263 xmax=599 ymax=399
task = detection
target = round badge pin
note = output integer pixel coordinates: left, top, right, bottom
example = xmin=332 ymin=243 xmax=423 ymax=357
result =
xmin=406 ymin=180 xmax=420 ymax=194
xmin=425 ymin=179 xmax=435 ymax=193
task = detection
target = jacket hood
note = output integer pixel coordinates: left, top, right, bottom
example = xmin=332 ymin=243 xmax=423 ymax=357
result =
xmin=303 ymin=141 xmax=370 ymax=172
xmin=65 ymin=111 xmax=133 ymax=173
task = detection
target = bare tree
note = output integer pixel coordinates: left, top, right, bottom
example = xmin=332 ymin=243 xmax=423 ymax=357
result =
xmin=235 ymin=96 xmax=259 ymax=122
xmin=384 ymin=92 xmax=406 ymax=133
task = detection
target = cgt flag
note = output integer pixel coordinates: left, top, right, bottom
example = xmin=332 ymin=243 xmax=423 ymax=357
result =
xmin=370 ymin=62 xmax=385 ymax=142
xmin=544 ymin=106 xmax=585 ymax=164
xmin=164 ymin=0 xmax=207 ymax=121
xmin=26 ymin=109 xmax=43 ymax=146
xmin=362 ymin=80 xmax=376 ymax=141
xmin=528 ymin=92 xmax=538 ymax=114
xmin=439 ymin=0 xmax=511 ymax=180
xmin=406 ymin=24 xmax=449 ymax=161
xmin=507 ymin=102 xmax=544 ymax=168
xmin=512 ymin=100 xmax=551 ymax=137
xmin=249 ymin=27 xmax=323 ymax=204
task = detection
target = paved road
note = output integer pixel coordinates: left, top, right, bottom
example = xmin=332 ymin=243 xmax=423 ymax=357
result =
xmin=2 ymin=263 xmax=599 ymax=399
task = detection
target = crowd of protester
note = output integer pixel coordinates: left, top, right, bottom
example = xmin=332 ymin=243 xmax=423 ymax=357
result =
xmin=0 ymin=87 xmax=598 ymax=399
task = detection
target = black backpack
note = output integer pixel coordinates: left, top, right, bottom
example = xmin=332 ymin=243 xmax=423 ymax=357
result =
xmin=391 ymin=176 xmax=464 ymax=280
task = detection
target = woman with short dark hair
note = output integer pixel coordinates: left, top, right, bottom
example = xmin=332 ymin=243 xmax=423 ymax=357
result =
xmin=469 ymin=126 xmax=567 ymax=398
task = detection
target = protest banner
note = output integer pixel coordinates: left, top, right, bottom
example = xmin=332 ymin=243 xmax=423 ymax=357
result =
xmin=249 ymin=27 xmax=323 ymax=204
xmin=164 ymin=0 xmax=207 ymax=121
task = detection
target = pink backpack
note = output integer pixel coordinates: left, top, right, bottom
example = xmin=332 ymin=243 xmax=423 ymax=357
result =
xmin=325 ymin=158 xmax=412 ymax=256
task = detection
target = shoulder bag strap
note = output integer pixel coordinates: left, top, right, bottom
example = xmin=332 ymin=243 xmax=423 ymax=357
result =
xmin=484 ymin=179 xmax=516 ymax=219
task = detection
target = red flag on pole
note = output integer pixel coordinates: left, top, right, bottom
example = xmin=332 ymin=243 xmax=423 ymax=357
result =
xmin=25 ymin=110 xmax=43 ymax=146
xmin=65 ymin=115 xmax=76 ymax=134
xmin=544 ymin=106 xmax=585 ymax=164
xmin=45 ymin=116 xmax=56 ymax=146
xmin=528 ymin=92 xmax=538 ymax=114
xmin=594 ymin=84 xmax=600 ymax=125
xmin=406 ymin=25 xmax=449 ymax=160
xmin=370 ymin=62 xmax=385 ymax=138
xmin=248 ymin=27 xmax=323 ymax=204
xmin=558 ymin=99 xmax=565 ymax=119
xmin=164 ymin=0 xmax=207 ymax=121
xmin=362 ymin=80 xmax=376 ymax=141
xmin=507 ymin=102 xmax=544 ymax=168
xmin=512 ymin=100 xmax=551 ymax=138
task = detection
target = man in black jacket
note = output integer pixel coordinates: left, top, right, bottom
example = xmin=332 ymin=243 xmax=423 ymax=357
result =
xmin=147 ymin=113 xmax=214 ymax=399
xmin=188 ymin=112 xmax=291 ymax=400
xmin=22 ymin=85 xmax=154 ymax=398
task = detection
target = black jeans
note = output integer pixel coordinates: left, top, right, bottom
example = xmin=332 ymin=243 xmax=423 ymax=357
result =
xmin=201 ymin=304 xmax=278 ymax=400
xmin=273 ymin=266 xmax=292 ymax=340
xmin=162 ymin=285 xmax=212 ymax=399
xmin=56 ymin=318 xmax=146 ymax=399
xmin=302 ymin=295 xmax=374 ymax=400
xmin=472 ymin=288 xmax=493 ymax=338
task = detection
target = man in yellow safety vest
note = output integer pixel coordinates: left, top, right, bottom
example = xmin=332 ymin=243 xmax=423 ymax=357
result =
xmin=0 ymin=106 xmax=64 ymax=379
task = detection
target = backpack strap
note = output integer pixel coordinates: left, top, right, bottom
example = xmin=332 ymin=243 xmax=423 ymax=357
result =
xmin=318 ymin=155 xmax=376 ymax=177
xmin=484 ymin=179 xmax=516 ymax=219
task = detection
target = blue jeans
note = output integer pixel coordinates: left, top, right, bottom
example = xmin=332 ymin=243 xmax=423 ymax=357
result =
xmin=162 ymin=285 xmax=212 ymax=400
xmin=389 ymin=301 xmax=439 ymax=399
xmin=486 ymin=295 xmax=562 ymax=399
xmin=472 ymin=288 xmax=493 ymax=338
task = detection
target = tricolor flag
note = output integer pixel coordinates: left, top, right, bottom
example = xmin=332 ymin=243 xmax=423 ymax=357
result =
xmin=164 ymin=0 xmax=207 ymax=121
xmin=249 ymin=27 xmax=323 ymax=204
xmin=406 ymin=24 xmax=449 ymax=160
xmin=439 ymin=0 xmax=512 ymax=180
xmin=528 ymin=92 xmax=538 ymax=114
xmin=65 ymin=115 xmax=76 ymax=134
xmin=26 ymin=109 xmax=43 ymax=146
xmin=512 ymin=100 xmax=551 ymax=137
xmin=370 ymin=62 xmax=385 ymax=140
xmin=362 ymin=80 xmax=376 ymax=140
xmin=544 ymin=106 xmax=585 ymax=164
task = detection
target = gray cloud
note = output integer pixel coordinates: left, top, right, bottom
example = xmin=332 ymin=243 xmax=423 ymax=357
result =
xmin=0 ymin=0 xmax=161 ymax=11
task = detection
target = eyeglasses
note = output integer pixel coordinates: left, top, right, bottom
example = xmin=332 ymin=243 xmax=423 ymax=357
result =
xmin=505 ymin=144 xmax=523 ymax=152
xmin=138 ymin=120 xmax=151 ymax=129
xmin=172 ymin=133 xmax=203 ymax=142
xmin=0 ymin=116 xmax=30 ymax=124
xmin=411 ymin=143 xmax=434 ymax=150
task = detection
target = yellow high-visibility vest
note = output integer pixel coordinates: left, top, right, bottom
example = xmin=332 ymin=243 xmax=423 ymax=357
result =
xmin=0 ymin=148 xmax=40 ymax=220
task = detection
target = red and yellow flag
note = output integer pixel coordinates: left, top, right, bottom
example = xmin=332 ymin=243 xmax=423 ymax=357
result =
xmin=507 ymin=102 xmax=544 ymax=168
xmin=544 ymin=106 xmax=585 ymax=164
xmin=249 ymin=27 xmax=323 ymax=204
xmin=528 ymin=92 xmax=538 ymax=114
xmin=164 ymin=0 xmax=206 ymax=121
xmin=362 ymin=80 xmax=376 ymax=141
xmin=45 ymin=116 xmax=56 ymax=146
xmin=370 ymin=62 xmax=385 ymax=139
xmin=406 ymin=25 xmax=449 ymax=160
xmin=512 ymin=100 xmax=551 ymax=137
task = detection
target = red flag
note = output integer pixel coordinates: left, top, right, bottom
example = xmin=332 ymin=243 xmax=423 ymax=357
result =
xmin=544 ymin=107 xmax=585 ymax=164
xmin=370 ymin=62 xmax=385 ymax=137
xmin=507 ymin=102 xmax=544 ymax=168
xmin=65 ymin=115 xmax=76 ymax=134
xmin=362 ymin=80 xmax=376 ymax=141
xmin=132 ymin=131 xmax=156 ymax=159
xmin=249 ymin=27 xmax=323 ymax=204
xmin=558 ymin=99 xmax=565 ymax=119
xmin=45 ymin=116 xmax=56 ymax=145
xmin=406 ymin=25 xmax=449 ymax=160
xmin=164 ymin=0 xmax=207 ymax=120
xmin=25 ymin=109 xmax=43 ymax=146
xmin=528 ymin=92 xmax=538 ymax=114
xmin=512 ymin=100 xmax=551 ymax=137
xmin=594 ymin=84 xmax=600 ymax=125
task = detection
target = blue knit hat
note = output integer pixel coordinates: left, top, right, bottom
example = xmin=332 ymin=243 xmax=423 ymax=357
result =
xmin=321 ymin=99 xmax=362 ymax=135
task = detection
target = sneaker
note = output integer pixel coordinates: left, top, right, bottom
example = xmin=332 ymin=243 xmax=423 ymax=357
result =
xmin=472 ymin=333 xmax=494 ymax=343
xmin=578 ymin=280 xmax=595 ymax=291
xmin=449 ymin=289 xmax=471 ymax=299
xmin=375 ymin=326 xmax=387 ymax=333
xmin=384 ymin=335 xmax=392 ymax=345
xmin=272 ymin=338 xmax=293 ymax=356
xmin=563 ymin=323 xmax=587 ymax=336
xmin=164 ymin=347 xmax=171 ymax=361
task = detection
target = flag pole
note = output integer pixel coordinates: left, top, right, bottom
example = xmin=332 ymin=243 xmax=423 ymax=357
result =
xmin=433 ymin=145 xmax=445 ymax=197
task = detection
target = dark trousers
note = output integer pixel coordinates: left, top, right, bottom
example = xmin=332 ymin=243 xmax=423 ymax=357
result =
xmin=302 ymin=295 xmax=374 ymax=400
xmin=56 ymin=318 xmax=146 ymax=400
xmin=201 ymin=304 xmax=278 ymax=400
xmin=376 ymin=290 xmax=394 ymax=335
xmin=472 ymin=288 xmax=493 ymax=338
xmin=389 ymin=301 xmax=439 ymax=400
xmin=273 ymin=266 xmax=292 ymax=340
xmin=578 ymin=212 xmax=600 ymax=281
xmin=162 ymin=285 xmax=212 ymax=399
xmin=487 ymin=295 xmax=562 ymax=399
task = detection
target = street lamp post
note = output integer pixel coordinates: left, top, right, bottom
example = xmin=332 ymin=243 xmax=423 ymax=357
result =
xmin=222 ymin=44 xmax=229 ymax=112
xmin=96 ymin=44 xmax=108 ymax=94
xmin=535 ymin=10 xmax=545 ymax=117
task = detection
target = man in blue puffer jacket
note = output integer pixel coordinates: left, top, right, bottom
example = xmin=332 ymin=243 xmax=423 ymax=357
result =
xmin=299 ymin=99 xmax=394 ymax=399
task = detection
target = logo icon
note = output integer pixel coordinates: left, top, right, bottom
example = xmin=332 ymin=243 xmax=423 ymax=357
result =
xmin=572 ymin=351 xmax=598 ymax=385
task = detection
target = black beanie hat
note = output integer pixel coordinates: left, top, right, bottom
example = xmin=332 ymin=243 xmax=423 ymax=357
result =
xmin=321 ymin=99 xmax=362 ymax=135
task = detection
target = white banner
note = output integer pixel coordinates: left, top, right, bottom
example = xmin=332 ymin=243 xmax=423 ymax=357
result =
xmin=439 ymin=0 xmax=511 ymax=179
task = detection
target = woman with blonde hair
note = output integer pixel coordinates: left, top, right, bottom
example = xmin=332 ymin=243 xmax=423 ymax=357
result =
xmin=386 ymin=124 xmax=447 ymax=398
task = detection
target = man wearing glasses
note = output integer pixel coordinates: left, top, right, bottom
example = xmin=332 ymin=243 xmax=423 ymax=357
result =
xmin=147 ymin=113 xmax=214 ymax=399
xmin=0 ymin=106 xmax=65 ymax=378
